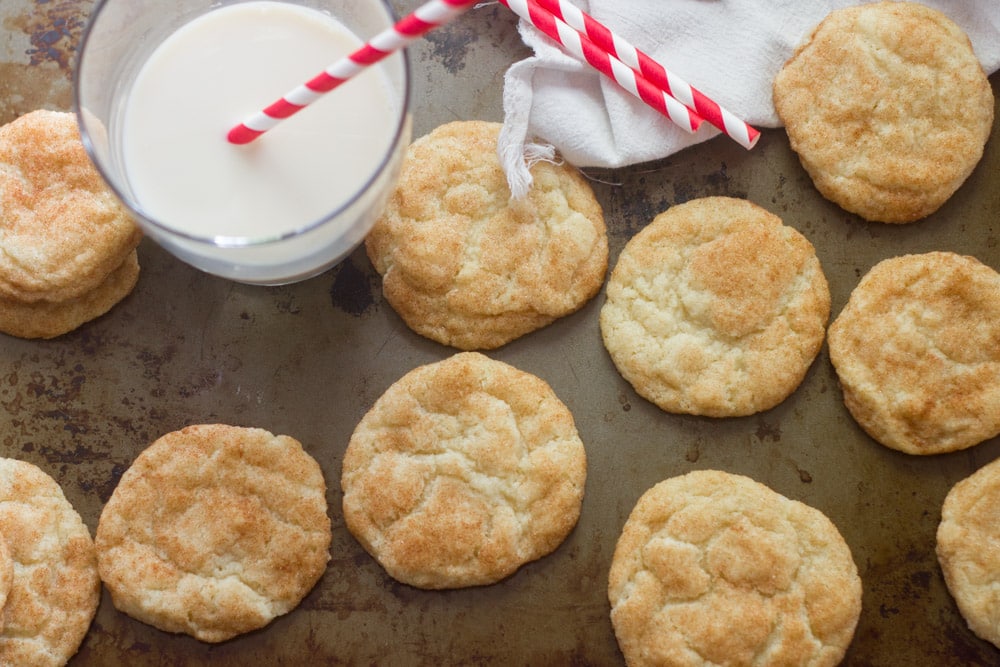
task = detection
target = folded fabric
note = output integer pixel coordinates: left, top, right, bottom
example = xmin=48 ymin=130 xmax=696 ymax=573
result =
xmin=498 ymin=1 xmax=1000 ymax=197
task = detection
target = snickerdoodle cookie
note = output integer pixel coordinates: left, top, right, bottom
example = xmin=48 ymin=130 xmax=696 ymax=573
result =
xmin=600 ymin=197 xmax=830 ymax=417
xmin=0 ymin=110 xmax=142 ymax=338
xmin=0 ymin=458 xmax=100 ymax=666
xmin=609 ymin=470 xmax=862 ymax=667
xmin=773 ymin=2 xmax=993 ymax=223
xmin=366 ymin=120 xmax=608 ymax=350
xmin=937 ymin=457 xmax=1000 ymax=649
xmin=95 ymin=425 xmax=332 ymax=643
xmin=828 ymin=252 xmax=1000 ymax=455
xmin=342 ymin=352 xmax=587 ymax=589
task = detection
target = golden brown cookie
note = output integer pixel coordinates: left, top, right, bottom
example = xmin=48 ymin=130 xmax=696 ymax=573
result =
xmin=0 ymin=458 xmax=100 ymax=666
xmin=0 ymin=249 xmax=139 ymax=339
xmin=828 ymin=252 xmax=1000 ymax=455
xmin=0 ymin=109 xmax=142 ymax=302
xmin=366 ymin=120 xmax=608 ymax=350
xmin=342 ymin=352 xmax=587 ymax=589
xmin=95 ymin=425 xmax=332 ymax=643
xmin=773 ymin=2 xmax=993 ymax=223
xmin=937 ymin=457 xmax=1000 ymax=649
xmin=608 ymin=470 xmax=862 ymax=667
xmin=599 ymin=197 xmax=830 ymax=417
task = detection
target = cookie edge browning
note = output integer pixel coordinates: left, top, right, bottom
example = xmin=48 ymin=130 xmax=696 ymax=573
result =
xmin=0 ymin=249 xmax=140 ymax=340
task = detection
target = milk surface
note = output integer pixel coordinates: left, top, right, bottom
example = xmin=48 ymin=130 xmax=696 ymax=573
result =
xmin=121 ymin=1 xmax=399 ymax=240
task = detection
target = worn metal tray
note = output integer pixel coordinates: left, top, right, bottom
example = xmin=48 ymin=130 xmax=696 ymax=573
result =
xmin=2 ymin=0 xmax=999 ymax=664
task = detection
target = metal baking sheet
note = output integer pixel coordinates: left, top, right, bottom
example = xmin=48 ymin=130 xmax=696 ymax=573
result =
xmin=2 ymin=1 xmax=999 ymax=664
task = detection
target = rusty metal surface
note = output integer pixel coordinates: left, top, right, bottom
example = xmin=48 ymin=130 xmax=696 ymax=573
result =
xmin=2 ymin=0 xmax=1000 ymax=664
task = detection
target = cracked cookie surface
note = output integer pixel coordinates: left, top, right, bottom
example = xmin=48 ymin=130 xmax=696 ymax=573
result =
xmin=341 ymin=352 xmax=587 ymax=589
xmin=95 ymin=424 xmax=331 ymax=643
xmin=608 ymin=470 xmax=861 ymax=667
xmin=366 ymin=120 xmax=608 ymax=350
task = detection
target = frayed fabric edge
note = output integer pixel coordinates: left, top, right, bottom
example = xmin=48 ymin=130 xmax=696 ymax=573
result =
xmin=498 ymin=55 xmax=541 ymax=200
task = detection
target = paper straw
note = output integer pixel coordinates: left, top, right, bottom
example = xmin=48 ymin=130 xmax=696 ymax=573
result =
xmin=531 ymin=0 xmax=760 ymax=149
xmin=497 ymin=0 xmax=704 ymax=134
xmin=227 ymin=0 xmax=479 ymax=144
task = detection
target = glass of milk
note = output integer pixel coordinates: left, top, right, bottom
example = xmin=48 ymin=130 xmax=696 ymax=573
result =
xmin=75 ymin=0 xmax=411 ymax=285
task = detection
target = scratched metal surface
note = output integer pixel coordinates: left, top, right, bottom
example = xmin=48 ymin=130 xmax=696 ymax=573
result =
xmin=1 ymin=0 xmax=1000 ymax=665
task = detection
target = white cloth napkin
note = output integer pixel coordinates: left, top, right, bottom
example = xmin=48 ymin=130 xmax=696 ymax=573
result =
xmin=498 ymin=1 xmax=1000 ymax=198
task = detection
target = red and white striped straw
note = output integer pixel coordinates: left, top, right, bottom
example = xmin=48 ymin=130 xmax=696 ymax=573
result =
xmin=530 ymin=0 xmax=760 ymax=149
xmin=498 ymin=0 xmax=704 ymax=135
xmin=227 ymin=0 xmax=479 ymax=145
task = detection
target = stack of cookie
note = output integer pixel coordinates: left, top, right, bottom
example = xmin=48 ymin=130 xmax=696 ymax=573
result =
xmin=0 ymin=110 xmax=142 ymax=339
